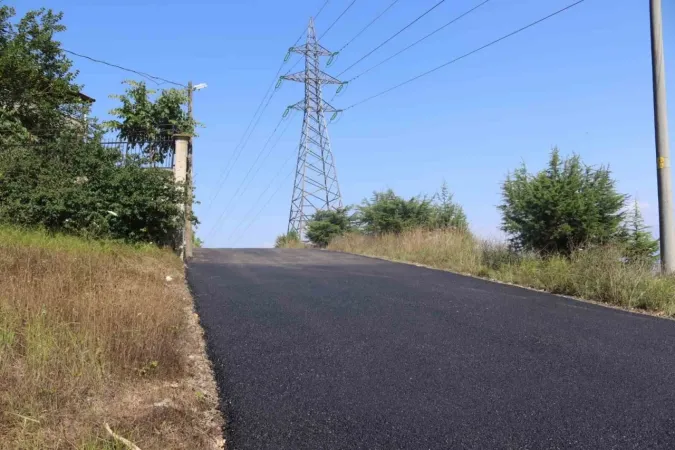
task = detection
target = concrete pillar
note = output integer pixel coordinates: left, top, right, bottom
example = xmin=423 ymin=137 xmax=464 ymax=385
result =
xmin=174 ymin=134 xmax=189 ymax=184
xmin=174 ymin=134 xmax=190 ymax=259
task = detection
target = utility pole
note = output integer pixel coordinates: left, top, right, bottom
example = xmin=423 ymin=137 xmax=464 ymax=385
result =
xmin=185 ymin=81 xmax=194 ymax=259
xmin=281 ymin=18 xmax=343 ymax=239
xmin=650 ymin=0 xmax=675 ymax=273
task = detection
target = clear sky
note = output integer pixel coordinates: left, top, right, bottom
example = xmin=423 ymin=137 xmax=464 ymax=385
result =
xmin=14 ymin=0 xmax=675 ymax=247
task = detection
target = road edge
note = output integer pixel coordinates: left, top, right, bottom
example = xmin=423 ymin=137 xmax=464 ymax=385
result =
xmin=324 ymin=249 xmax=675 ymax=322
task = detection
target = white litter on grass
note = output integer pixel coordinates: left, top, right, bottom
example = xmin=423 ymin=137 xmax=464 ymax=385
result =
xmin=106 ymin=211 xmax=118 ymax=217
xmin=165 ymin=275 xmax=173 ymax=282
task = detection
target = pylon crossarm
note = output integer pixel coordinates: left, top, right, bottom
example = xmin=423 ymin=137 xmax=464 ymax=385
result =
xmin=287 ymin=43 xmax=332 ymax=57
xmin=282 ymin=72 xmax=306 ymax=83
xmin=319 ymin=71 xmax=342 ymax=85
xmin=320 ymin=100 xmax=341 ymax=113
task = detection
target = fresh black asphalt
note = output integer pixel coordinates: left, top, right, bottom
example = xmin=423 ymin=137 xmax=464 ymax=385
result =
xmin=188 ymin=249 xmax=675 ymax=449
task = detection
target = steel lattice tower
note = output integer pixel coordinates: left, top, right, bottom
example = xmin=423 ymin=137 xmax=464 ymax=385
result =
xmin=282 ymin=18 xmax=343 ymax=239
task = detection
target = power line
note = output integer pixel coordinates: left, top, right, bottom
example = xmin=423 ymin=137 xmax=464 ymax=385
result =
xmin=319 ymin=0 xmax=359 ymax=40
xmin=230 ymin=169 xmax=295 ymax=247
xmin=62 ymin=49 xmax=186 ymax=87
xmin=334 ymin=0 xmax=401 ymax=53
xmin=343 ymin=0 xmax=586 ymax=111
xmin=203 ymin=70 xmax=281 ymax=214
xmin=347 ymin=0 xmax=492 ymax=83
xmin=336 ymin=0 xmax=447 ymax=77
xmin=203 ymin=0 xmax=331 ymax=214
xmin=217 ymin=111 xmax=297 ymax=231
xmin=226 ymin=146 xmax=298 ymax=244
xmin=206 ymin=112 xmax=296 ymax=240
xmin=6 ymin=28 xmax=186 ymax=87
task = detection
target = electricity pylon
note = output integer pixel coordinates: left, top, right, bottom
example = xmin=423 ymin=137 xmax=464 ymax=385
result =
xmin=281 ymin=17 xmax=343 ymax=239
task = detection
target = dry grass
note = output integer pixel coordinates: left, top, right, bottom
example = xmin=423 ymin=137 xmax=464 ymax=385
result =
xmin=275 ymin=240 xmax=306 ymax=249
xmin=329 ymin=229 xmax=675 ymax=317
xmin=0 ymin=227 xmax=223 ymax=449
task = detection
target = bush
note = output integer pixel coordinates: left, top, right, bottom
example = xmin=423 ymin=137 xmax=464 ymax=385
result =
xmin=357 ymin=183 xmax=467 ymax=235
xmin=500 ymin=148 xmax=627 ymax=254
xmin=306 ymin=208 xmax=352 ymax=247
xmin=275 ymin=230 xmax=303 ymax=248
xmin=357 ymin=190 xmax=433 ymax=234
xmin=0 ymin=136 xmax=191 ymax=247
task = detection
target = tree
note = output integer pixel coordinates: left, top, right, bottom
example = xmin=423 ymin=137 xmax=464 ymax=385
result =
xmin=357 ymin=189 xmax=434 ymax=235
xmin=499 ymin=148 xmax=627 ymax=255
xmin=0 ymin=6 xmax=88 ymax=142
xmin=621 ymin=200 xmax=659 ymax=265
xmin=105 ymin=80 xmax=196 ymax=162
xmin=0 ymin=6 xmax=193 ymax=248
xmin=306 ymin=208 xmax=352 ymax=247
xmin=431 ymin=181 xmax=468 ymax=230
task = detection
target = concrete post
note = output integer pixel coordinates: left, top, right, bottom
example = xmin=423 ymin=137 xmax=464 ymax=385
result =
xmin=174 ymin=134 xmax=189 ymax=184
xmin=650 ymin=0 xmax=675 ymax=273
xmin=174 ymin=134 xmax=190 ymax=259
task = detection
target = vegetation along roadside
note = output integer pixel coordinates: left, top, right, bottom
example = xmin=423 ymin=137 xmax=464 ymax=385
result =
xmin=282 ymin=149 xmax=675 ymax=318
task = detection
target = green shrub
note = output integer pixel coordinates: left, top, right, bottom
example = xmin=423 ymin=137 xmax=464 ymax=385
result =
xmin=356 ymin=183 xmax=467 ymax=235
xmin=0 ymin=137 xmax=191 ymax=247
xmin=306 ymin=208 xmax=352 ymax=247
xmin=500 ymin=148 xmax=627 ymax=255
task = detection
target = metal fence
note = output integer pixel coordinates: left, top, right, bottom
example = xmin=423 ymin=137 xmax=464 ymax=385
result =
xmin=102 ymin=134 xmax=175 ymax=170
xmin=2 ymin=133 xmax=176 ymax=171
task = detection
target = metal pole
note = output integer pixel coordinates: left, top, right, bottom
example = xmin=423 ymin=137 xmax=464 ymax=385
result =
xmin=650 ymin=0 xmax=675 ymax=273
xmin=185 ymin=81 xmax=194 ymax=259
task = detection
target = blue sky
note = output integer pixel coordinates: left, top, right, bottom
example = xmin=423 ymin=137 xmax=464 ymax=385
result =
xmin=14 ymin=0 xmax=675 ymax=247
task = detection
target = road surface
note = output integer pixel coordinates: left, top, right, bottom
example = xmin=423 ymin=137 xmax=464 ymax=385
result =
xmin=188 ymin=249 xmax=675 ymax=449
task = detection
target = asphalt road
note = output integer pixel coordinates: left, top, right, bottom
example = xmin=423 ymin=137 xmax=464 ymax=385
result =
xmin=188 ymin=249 xmax=675 ymax=450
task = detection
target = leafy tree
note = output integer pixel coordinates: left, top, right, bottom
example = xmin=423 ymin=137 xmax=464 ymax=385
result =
xmin=275 ymin=230 xmax=301 ymax=248
xmin=0 ymin=6 xmax=87 ymax=141
xmin=193 ymin=234 xmax=204 ymax=249
xmin=306 ymin=208 xmax=352 ymax=247
xmin=431 ymin=181 xmax=468 ymax=230
xmin=620 ymin=200 xmax=659 ymax=265
xmin=105 ymin=80 xmax=195 ymax=162
xmin=499 ymin=148 xmax=627 ymax=255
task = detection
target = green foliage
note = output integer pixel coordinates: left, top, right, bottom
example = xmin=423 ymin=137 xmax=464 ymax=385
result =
xmin=105 ymin=80 xmax=195 ymax=163
xmin=499 ymin=148 xmax=627 ymax=255
xmin=431 ymin=181 xmax=469 ymax=230
xmin=620 ymin=200 xmax=659 ymax=265
xmin=0 ymin=5 xmax=87 ymax=141
xmin=275 ymin=230 xmax=301 ymax=248
xmin=306 ymin=208 xmax=352 ymax=247
xmin=357 ymin=184 xmax=468 ymax=235
xmin=0 ymin=7 xmax=193 ymax=248
xmin=192 ymin=234 xmax=204 ymax=249
xmin=357 ymin=189 xmax=433 ymax=234
xmin=0 ymin=135 xmax=192 ymax=246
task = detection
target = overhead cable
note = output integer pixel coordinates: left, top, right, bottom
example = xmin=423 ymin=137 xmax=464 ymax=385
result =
xmin=348 ymin=0 xmax=492 ymax=83
xmin=336 ymin=0 xmax=447 ymax=77
xmin=343 ymin=0 xmax=586 ymax=111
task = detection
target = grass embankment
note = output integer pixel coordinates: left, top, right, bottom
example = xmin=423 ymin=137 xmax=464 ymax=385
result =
xmin=0 ymin=227 xmax=223 ymax=449
xmin=329 ymin=229 xmax=675 ymax=317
